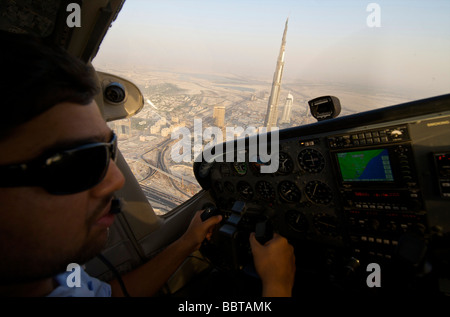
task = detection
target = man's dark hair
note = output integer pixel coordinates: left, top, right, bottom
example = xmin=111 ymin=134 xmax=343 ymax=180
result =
xmin=0 ymin=30 xmax=100 ymax=138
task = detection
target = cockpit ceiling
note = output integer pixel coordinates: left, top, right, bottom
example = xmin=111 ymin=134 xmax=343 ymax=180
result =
xmin=0 ymin=0 xmax=126 ymax=62
xmin=0 ymin=0 xmax=61 ymax=37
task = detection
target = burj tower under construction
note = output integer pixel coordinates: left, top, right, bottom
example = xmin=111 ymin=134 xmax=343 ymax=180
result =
xmin=263 ymin=18 xmax=288 ymax=129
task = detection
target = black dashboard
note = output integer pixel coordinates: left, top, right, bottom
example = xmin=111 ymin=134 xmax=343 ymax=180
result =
xmin=194 ymin=94 xmax=450 ymax=295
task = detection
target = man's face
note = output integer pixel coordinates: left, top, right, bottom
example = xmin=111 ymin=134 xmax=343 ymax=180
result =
xmin=0 ymin=101 xmax=125 ymax=283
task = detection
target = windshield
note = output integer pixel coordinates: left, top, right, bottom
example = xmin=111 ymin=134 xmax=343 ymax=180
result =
xmin=93 ymin=0 xmax=450 ymax=215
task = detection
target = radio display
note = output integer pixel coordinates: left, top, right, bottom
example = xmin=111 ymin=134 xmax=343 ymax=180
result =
xmin=337 ymin=149 xmax=394 ymax=182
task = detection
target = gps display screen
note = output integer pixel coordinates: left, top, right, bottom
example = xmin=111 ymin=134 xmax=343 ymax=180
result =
xmin=337 ymin=149 xmax=394 ymax=182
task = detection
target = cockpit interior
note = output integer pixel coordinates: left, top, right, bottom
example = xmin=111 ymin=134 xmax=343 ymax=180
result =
xmin=192 ymin=94 xmax=450 ymax=296
xmin=1 ymin=0 xmax=450 ymax=298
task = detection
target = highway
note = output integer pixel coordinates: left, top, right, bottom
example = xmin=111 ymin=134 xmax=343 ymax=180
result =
xmin=157 ymin=138 xmax=192 ymax=200
xmin=140 ymin=184 xmax=184 ymax=210
xmin=125 ymin=137 xmax=196 ymax=211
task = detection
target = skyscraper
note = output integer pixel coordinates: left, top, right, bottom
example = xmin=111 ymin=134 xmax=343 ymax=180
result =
xmin=280 ymin=92 xmax=294 ymax=124
xmin=264 ymin=18 xmax=288 ymax=129
xmin=213 ymin=106 xmax=226 ymax=133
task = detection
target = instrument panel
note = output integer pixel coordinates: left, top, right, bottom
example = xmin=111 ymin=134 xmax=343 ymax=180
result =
xmin=208 ymin=136 xmax=342 ymax=244
xmin=194 ymin=94 xmax=450 ymax=294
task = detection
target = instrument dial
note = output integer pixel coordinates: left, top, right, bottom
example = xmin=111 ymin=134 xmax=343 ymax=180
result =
xmin=305 ymin=180 xmax=333 ymax=205
xmin=286 ymin=210 xmax=308 ymax=232
xmin=278 ymin=181 xmax=302 ymax=203
xmin=255 ymin=180 xmax=276 ymax=201
xmin=232 ymin=162 xmax=247 ymax=176
xmin=298 ymin=149 xmax=325 ymax=173
xmin=277 ymin=152 xmax=294 ymax=175
xmin=313 ymin=213 xmax=339 ymax=236
xmin=236 ymin=181 xmax=253 ymax=200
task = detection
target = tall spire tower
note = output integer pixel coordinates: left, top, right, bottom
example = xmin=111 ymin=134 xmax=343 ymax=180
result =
xmin=264 ymin=18 xmax=288 ymax=129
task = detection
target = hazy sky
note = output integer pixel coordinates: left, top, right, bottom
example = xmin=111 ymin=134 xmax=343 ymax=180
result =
xmin=94 ymin=0 xmax=450 ymax=99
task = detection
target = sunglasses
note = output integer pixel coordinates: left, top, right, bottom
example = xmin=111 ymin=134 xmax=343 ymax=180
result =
xmin=0 ymin=132 xmax=117 ymax=195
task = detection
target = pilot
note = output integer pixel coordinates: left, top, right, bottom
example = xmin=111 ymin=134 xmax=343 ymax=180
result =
xmin=0 ymin=31 xmax=295 ymax=297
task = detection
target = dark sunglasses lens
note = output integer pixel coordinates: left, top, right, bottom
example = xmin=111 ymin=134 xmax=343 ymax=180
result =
xmin=44 ymin=145 xmax=109 ymax=195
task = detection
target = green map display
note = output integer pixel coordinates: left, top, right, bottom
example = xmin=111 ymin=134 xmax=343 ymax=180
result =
xmin=337 ymin=149 xmax=394 ymax=182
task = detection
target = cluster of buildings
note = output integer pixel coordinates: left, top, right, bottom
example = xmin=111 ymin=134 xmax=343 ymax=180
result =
xmin=112 ymin=18 xmax=303 ymax=144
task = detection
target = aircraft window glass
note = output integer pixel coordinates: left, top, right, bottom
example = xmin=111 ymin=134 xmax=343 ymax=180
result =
xmin=92 ymin=0 xmax=450 ymax=216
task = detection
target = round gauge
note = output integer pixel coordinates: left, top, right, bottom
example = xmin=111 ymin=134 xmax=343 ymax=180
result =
xmin=232 ymin=162 xmax=247 ymax=176
xmin=255 ymin=181 xmax=276 ymax=201
xmin=286 ymin=210 xmax=308 ymax=232
xmin=305 ymin=181 xmax=333 ymax=205
xmin=298 ymin=149 xmax=325 ymax=173
xmin=313 ymin=213 xmax=339 ymax=237
xmin=277 ymin=152 xmax=294 ymax=175
xmin=278 ymin=181 xmax=302 ymax=203
xmin=237 ymin=181 xmax=254 ymax=200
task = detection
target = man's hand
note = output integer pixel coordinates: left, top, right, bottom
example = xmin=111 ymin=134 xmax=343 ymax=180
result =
xmin=179 ymin=210 xmax=222 ymax=253
xmin=249 ymin=232 xmax=296 ymax=297
xmin=111 ymin=210 xmax=222 ymax=296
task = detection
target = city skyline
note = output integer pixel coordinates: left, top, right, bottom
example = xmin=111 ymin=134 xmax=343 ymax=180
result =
xmin=92 ymin=0 xmax=450 ymax=213
xmin=94 ymin=0 xmax=450 ymax=100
